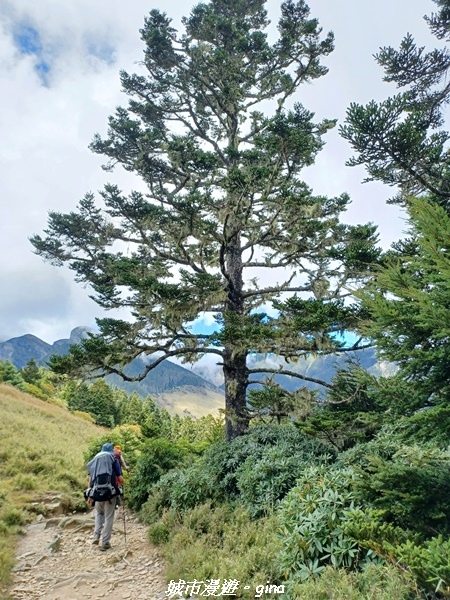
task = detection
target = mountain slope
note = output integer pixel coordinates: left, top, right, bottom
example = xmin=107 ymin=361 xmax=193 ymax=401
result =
xmin=0 ymin=384 xmax=105 ymax=589
xmin=0 ymin=334 xmax=52 ymax=368
xmin=0 ymin=328 xmax=224 ymax=398
xmin=0 ymin=329 xmax=392 ymax=408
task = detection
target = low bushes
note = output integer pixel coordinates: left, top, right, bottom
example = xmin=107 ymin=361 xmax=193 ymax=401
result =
xmin=127 ymin=438 xmax=188 ymax=509
xmin=84 ymin=424 xmax=144 ymax=469
xmin=277 ymin=466 xmax=378 ymax=583
xmin=289 ymin=564 xmax=417 ymax=600
xmin=336 ymin=430 xmax=450 ymax=597
xmin=142 ymin=424 xmax=335 ymax=518
xmin=150 ymin=503 xmax=283 ymax=600
xmin=140 ymin=421 xmax=449 ymax=598
xmin=353 ymin=445 xmax=450 ymax=536
xmin=392 ymin=536 xmax=450 ymax=596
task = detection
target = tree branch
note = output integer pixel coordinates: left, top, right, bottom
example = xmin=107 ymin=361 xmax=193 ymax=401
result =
xmin=105 ymin=346 xmax=224 ymax=382
xmin=242 ymin=285 xmax=311 ymax=299
xmin=247 ymin=368 xmax=333 ymax=389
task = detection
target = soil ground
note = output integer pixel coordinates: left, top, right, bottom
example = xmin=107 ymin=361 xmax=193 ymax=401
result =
xmin=9 ymin=507 xmax=168 ymax=600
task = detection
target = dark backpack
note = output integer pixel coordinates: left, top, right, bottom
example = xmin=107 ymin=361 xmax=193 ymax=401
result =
xmin=85 ymin=472 xmax=118 ymax=504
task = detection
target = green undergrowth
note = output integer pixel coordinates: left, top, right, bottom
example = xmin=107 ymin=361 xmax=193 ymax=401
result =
xmin=143 ymin=501 xmax=418 ymax=599
xmin=290 ymin=563 xmax=418 ymax=599
xmin=0 ymin=384 xmax=105 ymax=590
xmin=146 ymin=503 xmax=283 ymax=599
xmin=137 ymin=422 xmax=446 ymax=599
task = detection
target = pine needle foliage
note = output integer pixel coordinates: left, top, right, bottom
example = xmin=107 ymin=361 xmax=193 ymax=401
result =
xmin=359 ymin=198 xmax=450 ymax=406
xmin=341 ymin=0 xmax=450 ymax=208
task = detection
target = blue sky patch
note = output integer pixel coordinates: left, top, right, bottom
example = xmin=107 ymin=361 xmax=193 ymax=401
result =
xmin=190 ymin=317 xmax=219 ymax=336
xmin=13 ymin=24 xmax=51 ymax=85
xmin=14 ymin=24 xmax=42 ymax=55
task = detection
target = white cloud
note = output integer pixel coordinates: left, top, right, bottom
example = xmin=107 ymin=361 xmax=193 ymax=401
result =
xmin=191 ymin=312 xmax=219 ymax=330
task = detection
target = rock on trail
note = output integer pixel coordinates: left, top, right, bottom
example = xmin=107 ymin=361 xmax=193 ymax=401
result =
xmin=10 ymin=508 xmax=168 ymax=600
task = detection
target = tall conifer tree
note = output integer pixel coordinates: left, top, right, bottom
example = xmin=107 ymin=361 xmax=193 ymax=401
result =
xmin=32 ymin=0 xmax=378 ymax=439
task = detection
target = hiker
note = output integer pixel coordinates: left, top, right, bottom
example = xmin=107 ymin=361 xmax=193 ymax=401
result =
xmin=113 ymin=445 xmax=129 ymax=471
xmin=86 ymin=442 xmax=124 ymax=551
xmin=112 ymin=445 xmax=128 ymax=509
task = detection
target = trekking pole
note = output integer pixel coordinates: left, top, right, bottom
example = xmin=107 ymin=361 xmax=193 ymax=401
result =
xmin=121 ymin=489 xmax=127 ymax=553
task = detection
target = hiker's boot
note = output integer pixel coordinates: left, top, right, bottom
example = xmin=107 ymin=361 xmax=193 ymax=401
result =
xmin=92 ymin=538 xmax=99 ymax=545
xmin=100 ymin=542 xmax=111 ymax=551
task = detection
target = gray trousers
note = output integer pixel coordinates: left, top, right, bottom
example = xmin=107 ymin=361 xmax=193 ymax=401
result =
xmin=93 ymin=500 xmax=116 ymax=544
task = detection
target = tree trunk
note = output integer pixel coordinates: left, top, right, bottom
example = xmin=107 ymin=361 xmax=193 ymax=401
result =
xmin=223 ymin=208 xmax=249 ymax=440
xmin=223 ymin=347 xmax=249 ymax=441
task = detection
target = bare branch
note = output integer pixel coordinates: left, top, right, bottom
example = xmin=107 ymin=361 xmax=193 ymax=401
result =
xmin=242 ymin=285 xmax=311 ymax=299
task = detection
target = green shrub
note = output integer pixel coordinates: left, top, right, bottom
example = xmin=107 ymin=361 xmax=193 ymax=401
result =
xmin=127 ymin=438 xmax=187 ymax=509
xmin=65 ymin=379 xmax=118 ymax=428
xmin=277 ymin=466 xmax=377 ymax=582
xmin=44 ymin=396 xmax=67 ymax=408
xmin=207 ymin=424 xmax=333 ymax=501
xmin=148 ymin=509 xmax=180 ymax=544
xmin=289 ymin=564 xmax=418 ymax=600
xmin=84 ymin=424 xmax=144 ymax=468
xmin=338 ymin=427 xmax=450 ymax=538
xmin=0 ymin=536 xmax=15 ymax=588
xmin=22 ymin=383 xmax=50 ymax=400
xmin=401 ymin=405 xmax=450 ymax=448
xmin=148 ymin=521 xmax=171 ymax=544
xmin=352 ymin=445 xmax=450 ymax=536
xmin=72 ymin=410 xmax=95 ymax=423
xmin=390 ymin=536 xmax=450 ymax=596
xmin=140 ymin=478 xmax=175 ymax=525
xmin=13 ymin=473 xmax=39 ymax=491
xmin=235 ymin=444 xmax=323 ymax=517
xmin=170 ymin=413 xmax=225 ymax=445
xmin=153 ymin=462 xmax=219 ymax=514
xmin=345 ymin=526 xmax=450 ymax=596
xmin=0 ymin=361 xmax=25 ymax=390
xmin=1 ymin=508 xmax=26 ymax=527
xmin=158 ymin=503 xmax=283 ymax=599
xmin=141 ymin=424 xmax=334 ymax=517
xmin=342 ymin=508 xmax=420 ymax=555
xmin=337 ymin=425 xmax=404 ymax=468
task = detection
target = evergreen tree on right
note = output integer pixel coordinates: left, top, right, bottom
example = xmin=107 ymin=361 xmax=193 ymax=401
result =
xmin=341 ymin=0 xmax=450 ymax=208
xmin=340 ymin=0 xmax=450 ymax=411
xmin=360 ymin=198 xmax=450 ymax=408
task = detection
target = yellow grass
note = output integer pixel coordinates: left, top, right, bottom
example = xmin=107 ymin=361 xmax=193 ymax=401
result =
xmin=0 ymin=384 xmax=106 ymax=590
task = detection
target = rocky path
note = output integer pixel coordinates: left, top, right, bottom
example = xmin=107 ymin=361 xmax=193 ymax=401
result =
xmin=9 ymin=507 xmax=168 ymax=600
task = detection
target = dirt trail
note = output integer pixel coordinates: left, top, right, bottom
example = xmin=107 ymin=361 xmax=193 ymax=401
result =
xmin=9 ymin=506 xmax=168 ymax=600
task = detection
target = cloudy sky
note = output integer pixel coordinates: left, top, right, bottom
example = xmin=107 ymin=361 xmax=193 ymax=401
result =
xmin=0 ymin=0 xmax=438 ymax=344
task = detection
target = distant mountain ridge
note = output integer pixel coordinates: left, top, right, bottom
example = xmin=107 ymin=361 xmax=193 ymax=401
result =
xmin=244 ymin=347 xmax=392 ymax=395
xmin=0 ymin=328 xmax=394 ymax=404
xmin=0 ymin=334 xmax=53 ymax=367
xmin=0 ymin=327 xmax=224 ymax=398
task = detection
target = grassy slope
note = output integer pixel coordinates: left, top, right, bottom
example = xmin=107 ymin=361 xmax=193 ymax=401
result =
xmin=0 ymin=384 xmax=106 ymax=589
